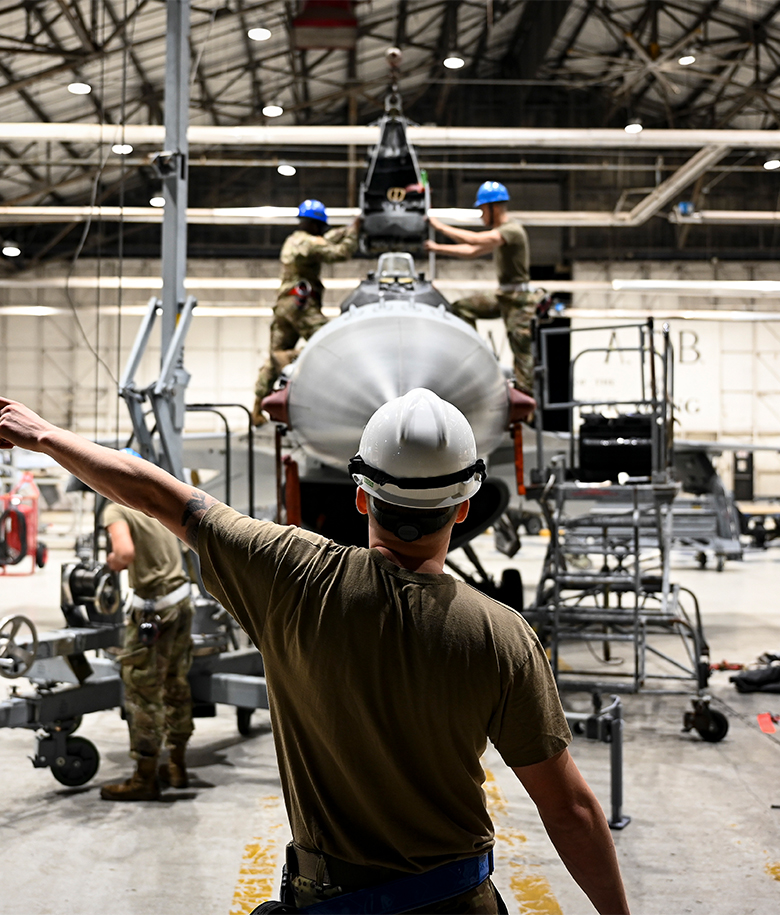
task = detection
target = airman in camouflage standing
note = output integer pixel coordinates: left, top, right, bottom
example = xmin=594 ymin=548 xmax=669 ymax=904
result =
xmin=252 ymin=199 xmax=361 ymax=425
xmin=425 ymin=181 xmax=536 ymax=394
xmin=100 ymin=465 xmax=194 ymax=802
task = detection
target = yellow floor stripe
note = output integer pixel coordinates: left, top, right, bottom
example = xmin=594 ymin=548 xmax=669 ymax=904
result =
xmin=484 ymin=768 xmax=563 ymax=915
xmin=229 ymin=794 xmax=286 ymax=915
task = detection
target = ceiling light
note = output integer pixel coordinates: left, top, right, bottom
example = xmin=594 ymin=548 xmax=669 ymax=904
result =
xmin=443 ymin=53 xmax=465 ymax=70
xmin=2 ymin=243 xmax=21 ymax=257
xmin=678 ymin=52 xmax=696 ymax=66
xmin=149 ymin=196 xmax=165 ymax=207
xmin=248 ymin=27 xmax=272 ymax=41
xmin=277 ymin=164 xmax=296 ymax=176
xmin=262 ymin=100 xmax=284 ymax=118
xmin=67 ymin=82 xmax=92 ymax=95
xmin=764 ymin=156 xmax=780 ymax=170
xmin=112 ymin=143 xmax=133 ymax=155
xmin=624 ymin=118 xmax=643 ymax=134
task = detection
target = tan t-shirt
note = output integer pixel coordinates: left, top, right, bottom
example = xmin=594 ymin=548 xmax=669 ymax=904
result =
xmin=198 ymin=504 xmax=570 ymax=873
xmin=494 ymin=220 xmax=530 ymax=286
xmin=103 ymin=503 xmax=187 ymax=600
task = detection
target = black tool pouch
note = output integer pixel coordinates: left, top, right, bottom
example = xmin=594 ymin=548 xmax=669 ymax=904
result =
xmin=138 ymin=603 xmax=161 ymax=646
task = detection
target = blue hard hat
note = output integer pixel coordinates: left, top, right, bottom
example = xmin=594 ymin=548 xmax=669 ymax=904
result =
xmin=298 ymin=199 xmax=328 ymax=223
xmin=474 ymin=181 xmax=510 ymax=207
xmin=121 ymin=447 xmax=143 ymax=460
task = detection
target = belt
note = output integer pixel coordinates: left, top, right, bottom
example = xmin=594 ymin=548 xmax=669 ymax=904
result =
xmin=499 ymin=282 xmax=530 ymax=293
xmin=291 ymin=846 xmax=493 ymax=915
xmin=130 ymin=581 xmax=190 ymax=611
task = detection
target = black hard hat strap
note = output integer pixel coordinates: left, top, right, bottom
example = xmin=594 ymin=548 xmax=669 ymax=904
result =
xmin=348 ymin=456 xmax=486 ymax=490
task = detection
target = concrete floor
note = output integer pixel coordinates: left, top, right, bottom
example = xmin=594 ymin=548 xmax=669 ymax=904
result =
xmin=2 ymin=514 xmax=780 ymax=915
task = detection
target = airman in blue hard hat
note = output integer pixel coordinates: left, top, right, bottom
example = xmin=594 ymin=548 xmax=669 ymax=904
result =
xmin=252 ymin=200 xmax=362 ymax=425
xmin=425 ymin=181 xmax=535 ymax=393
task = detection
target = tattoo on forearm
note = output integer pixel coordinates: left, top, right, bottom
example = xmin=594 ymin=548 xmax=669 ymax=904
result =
xmin=181 ymin=491 xmax=215 ymax=550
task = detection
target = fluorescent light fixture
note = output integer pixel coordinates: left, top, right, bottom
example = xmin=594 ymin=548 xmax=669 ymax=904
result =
xmin=111 ymin=143 xmax=133 ymax=155
xmin=764 ymin=157 xmax=780 ymax=170
xmin=624 ymin=118 xmax=643 ymax=134
xmin=149 ymin=196 xmax=165 ymax=207
xmin=277 ymin=164 xmax=297 ymax=176
xmin=262 ymin=100 xmax=284 ymax=118
xmin=248 ymin=27 xmax=271 ymax=41
xmin=443 ymin=54 xmax=465 ymax=70
xmin=2 ymin=244 xmax=21 ymax=257
xmin=678 ymin=53 xmax=696 ymax=66
xmin=67 ymin=82 xmax=92 ymax=95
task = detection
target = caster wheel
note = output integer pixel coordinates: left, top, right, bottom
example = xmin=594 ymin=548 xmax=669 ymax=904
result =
xmin=50 ymin=736 xmax=100 ymax=786
xmin=695 ymin=709 xmax=729 ymax=743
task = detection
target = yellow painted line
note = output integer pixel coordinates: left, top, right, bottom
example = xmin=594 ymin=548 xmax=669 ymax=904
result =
xmin=484 ymin=769 xmax=563 ymax=915
xmin=229 ymin=794 xmax=287 ymax=915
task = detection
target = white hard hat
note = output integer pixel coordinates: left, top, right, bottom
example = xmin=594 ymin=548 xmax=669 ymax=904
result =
xmin=348 ymin=388 xmax=486 ymax=509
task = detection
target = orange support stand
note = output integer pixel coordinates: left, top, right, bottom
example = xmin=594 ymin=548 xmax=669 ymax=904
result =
xmin=283 ymin=456 xmax=302 ymax=527
xmin=512 ymin=424 xmax=526 ymax=497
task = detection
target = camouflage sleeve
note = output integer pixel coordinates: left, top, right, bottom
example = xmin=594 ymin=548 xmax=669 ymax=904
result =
xmin=311 ymin=225 xmax=359 ymax=263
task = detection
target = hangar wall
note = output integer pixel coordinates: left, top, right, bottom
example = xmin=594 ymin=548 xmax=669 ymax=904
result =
xmin=3 ymin=256 xmax=780 ymax=494
xmin=573 ymin=261 xmax=780 ymax=494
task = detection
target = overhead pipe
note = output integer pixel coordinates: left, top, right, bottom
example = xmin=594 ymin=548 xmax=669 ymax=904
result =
xmin=3 ymin=122 xmax=780 ymax=150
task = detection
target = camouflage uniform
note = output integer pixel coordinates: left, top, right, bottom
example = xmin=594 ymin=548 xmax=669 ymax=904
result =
xmin=290 ymin=874 xmax=503 ymax=914
xmin=103 ymin=503 xmax=194 ymax=761
xmin=451 ymin=290 xmax=535 ymax=392
xmin=120 ymin=595 xmax=194 ymax=759
xmin=254 ymin=224 xmax=360 ymax=405
xmin=449 ymin=220 xmax=535 ymax=392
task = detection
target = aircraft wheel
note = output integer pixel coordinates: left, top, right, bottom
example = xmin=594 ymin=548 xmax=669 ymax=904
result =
xmin=524 ymin=514 xmax=542 ymax=536
xmin=50 ymin=736 xmax=100 ymax=786
xmin=497 ymin=568 xmax=524 ymax=612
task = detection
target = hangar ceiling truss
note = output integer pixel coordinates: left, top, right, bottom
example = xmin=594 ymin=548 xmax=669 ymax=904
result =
xmin=2 ymin=0 xmax=780 ymax=264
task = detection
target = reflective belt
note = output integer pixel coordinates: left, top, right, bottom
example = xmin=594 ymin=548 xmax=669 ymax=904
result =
xmin=300 ymin=851 xmax=493 ymax=915
xmin=130 ymin=581 xmax=190 ymax=611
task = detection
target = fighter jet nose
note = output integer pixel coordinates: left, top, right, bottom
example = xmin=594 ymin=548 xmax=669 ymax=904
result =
xmin=285 ymin=300 xmax=510 ymax=470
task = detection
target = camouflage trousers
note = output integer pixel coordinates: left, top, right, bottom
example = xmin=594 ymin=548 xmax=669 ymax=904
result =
xmin=290 ymin=875 xmax=504 ymax=914
xmin=450 ymin=291 xmax=535 ymax=392
xmin=119 ymin=596 xmax=194 ymax=759
xmin=254 ymin=293 xmax=328 ymax=402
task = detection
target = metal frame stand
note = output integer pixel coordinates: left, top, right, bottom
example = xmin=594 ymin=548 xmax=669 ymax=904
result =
xmin=527 ymin=319 xmax=727 ymax=742
xmin=566 ymin=695 xmax=631 ymax=830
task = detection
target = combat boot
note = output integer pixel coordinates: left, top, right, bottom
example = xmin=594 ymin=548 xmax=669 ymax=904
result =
xmin=100 ymin=755 xmax=160 ymax=801
xmin=158 ymin=745 xmax=188 ymax=788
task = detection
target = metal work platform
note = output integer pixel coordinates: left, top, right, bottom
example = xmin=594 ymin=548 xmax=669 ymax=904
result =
xmin=526 ymin=318 xmax=727 ymax=741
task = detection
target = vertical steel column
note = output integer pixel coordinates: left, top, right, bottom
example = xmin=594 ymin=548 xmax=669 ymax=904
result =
xmin=157 ymin=0 xmax=191 ymax=479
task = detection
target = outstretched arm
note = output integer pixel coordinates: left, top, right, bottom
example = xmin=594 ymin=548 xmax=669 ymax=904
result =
xmin=0 ymin=397 xmax=218 ymax=551
xmin=512 ymin=749 xmax=630 ymax=914
xmin=425 ymin=217 xmax=504 ymax=257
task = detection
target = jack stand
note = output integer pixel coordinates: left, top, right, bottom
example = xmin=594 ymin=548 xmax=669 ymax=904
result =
xmin=566 ymin=695 xmax=631 ymax=830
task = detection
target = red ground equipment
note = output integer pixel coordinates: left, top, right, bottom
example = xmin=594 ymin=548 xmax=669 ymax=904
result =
xmin=0 ymin=472 xmax=47 ymax=575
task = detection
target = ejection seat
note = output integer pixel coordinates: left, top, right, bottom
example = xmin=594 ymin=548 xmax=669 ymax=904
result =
xmin=360 ymin=91 xmax=429 ymax=255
